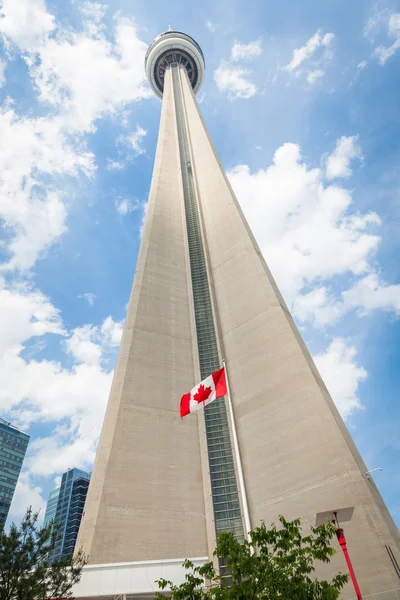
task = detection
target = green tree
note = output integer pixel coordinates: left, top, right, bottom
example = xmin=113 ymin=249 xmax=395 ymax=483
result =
xmin=156 ymin=517 xmax=348 ymax=600
xmin=0 ymin=507 xmax=87 ymax=600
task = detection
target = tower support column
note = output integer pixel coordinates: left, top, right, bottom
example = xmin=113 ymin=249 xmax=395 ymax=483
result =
xmin=76 ymin=63 xmax=209 ymax=565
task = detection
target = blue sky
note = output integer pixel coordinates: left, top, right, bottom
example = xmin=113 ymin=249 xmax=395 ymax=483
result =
xmin=0 ymin=0 xmax=399 ymax=528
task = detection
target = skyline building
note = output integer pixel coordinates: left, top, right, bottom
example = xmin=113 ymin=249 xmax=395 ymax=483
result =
xmin=49 ymin=468 xmax=90 ymax=562
xmin=74 ymin=30 xmax=400 ymax=599
xmin=0 ymin=418 xmax=29 ymax=529
xmin=43 ymin=486 xmax=60 ymax=528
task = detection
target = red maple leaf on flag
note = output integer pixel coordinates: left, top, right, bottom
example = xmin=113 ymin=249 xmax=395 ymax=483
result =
xmin=193 ymin=384 xmax=212 ymax=404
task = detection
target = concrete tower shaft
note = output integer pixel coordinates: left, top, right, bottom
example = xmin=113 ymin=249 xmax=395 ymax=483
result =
xmin=76 ymin=66 xmax=209 ymax=563
xmin=75 ymin=31 xmax=400 ymax=600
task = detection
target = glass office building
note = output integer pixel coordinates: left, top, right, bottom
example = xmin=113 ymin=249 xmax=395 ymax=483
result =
xmin=43 ymin=486 xmax=60 ymax=527
xmin=0 ymin=418 xmax=29 ymax=529
xmin=48 ymin=468 xmax=90 ymax=561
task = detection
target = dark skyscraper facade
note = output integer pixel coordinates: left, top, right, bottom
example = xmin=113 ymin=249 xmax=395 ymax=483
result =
xmin=49 ymin=468 xmax=90 ymax=561
xmin=0 ymin=418 xmax=29 ymax=529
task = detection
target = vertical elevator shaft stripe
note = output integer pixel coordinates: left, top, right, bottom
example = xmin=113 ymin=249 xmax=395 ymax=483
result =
xmin=171 ymin=64 xmax=244 ymax=543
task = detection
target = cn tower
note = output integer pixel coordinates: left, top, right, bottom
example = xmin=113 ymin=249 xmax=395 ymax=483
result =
xmin=74 ymin=30 xmax=400 ymax=599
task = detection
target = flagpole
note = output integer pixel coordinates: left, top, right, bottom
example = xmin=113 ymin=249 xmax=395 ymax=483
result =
xmin=222 ymin=359 xmax=252 ymax=543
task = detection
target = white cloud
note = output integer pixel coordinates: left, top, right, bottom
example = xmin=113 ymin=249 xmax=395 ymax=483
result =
xmin=284 ymin=29 xmax=334 ymax=85
xmin=285 ymin=30 xmax=321 ymax=71
xmin=100 ymin=315 xmax=123 ymax=346
xmin=0 ymin=1 xmax=151 ymax=133
xmin=292 ymin=272 xmax=400 ymax=328
xmin=284 ymin=29 xmax=334 ymax=72
xmin=111 ymin=125 xmax=147 ymax=169
xmin=0 ymin=280 xmax=64 ymax=355
xmin=8 ymin=472 xmax=46 ymax=523
xmin=326 ymin=135 xmax=362 ymax=179
xmin=6 ymin=191 xmax=67 ymax=272
xmin=365 ymin=10 xmax=400 ymax=64
xmin=65 ymin=324 xmax=103 ymax=366
xmin=23 ymin=355 xmax=112 ymax=477
xmin=293 ymin=286 xmax=344 ymax=328
xmin=119 ymin=125 xmax=147 ymax=156
xmin=29 ymin=18 xmax=150 ymax=133
xmin=65 ymin=316 xmax=122 ymax=366
xmin=306 ymin=69 xmax=325 ymax=85
xmin=228 ymin=140 xmax=382 ymax=313
xmin=343 ymin=274 xmax=400 ymax=315
xmin=0 ymin=59 xmax=6 ymax=87
xmin=387 ymin=12 xmax=400 ymax=36
xmin=0 ymin=281 xmax=122 ymax=480
xmin=321 ymin=32 xmax=335 ymax=47
xmin=374 ymin=13 xmax=400 ymax=64
xmin=364 ymin=9 xmax=387 ymax=40
xmin=116 ymin=198 xmax=140 ymax=215
xmin=231 ymin=39 xmax=262 ymax=61
xmin=205 ymin=20 xmax=216 ymax=33
xmin=106 ymin=158 xmax=124 ymax=170
xmin=140 ymin=200 xmax=149 ymax=237
xmin=0 ymin=1 xmax=151 ymax=272
xmin=229 ymin=139 xmax=400 ymax=330
xmin=0 ymin=0 xmax=55 ymax=51
xmin=0 ymin=108 xmax=95 ymax=270
xmin=23 ymin=316 xmax=123 ymax=477
xmin=357 ymin=60 xmax=368 ymax=70
xmin=0 ymin=109 xmax=95 ymax=179
xmin=29 ymin=429 xmax=101 ymax=477
xmin=214 ymin=38 xmax=262 ymax=100
xmin=374 ymin=40 xmax=400 ymax=64
xmin=78 ymin=0 xmax=108 ymax=23
xmin=214 ymin=62 xmax=257 ymax=99
xmin=314 ymin=339 xmax=367 ymax=418
xmin=78 ymin=292 xmax=97 ymax=306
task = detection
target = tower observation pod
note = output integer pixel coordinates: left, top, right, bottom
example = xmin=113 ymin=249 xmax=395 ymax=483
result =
xmin=74 ymin=30 xmax=400 ymax=600
xmin=145 ymin=30 xmax=205 ymax=98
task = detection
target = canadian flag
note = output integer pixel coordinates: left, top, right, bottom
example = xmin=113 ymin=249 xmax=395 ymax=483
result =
xmin=180 ymin=367 xmax=227 ymax=418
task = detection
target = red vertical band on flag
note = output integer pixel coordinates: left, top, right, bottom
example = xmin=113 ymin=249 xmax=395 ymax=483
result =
xmin=212 ymin=367 xmax=227 ymax=398
xmin=180 ymin=392 xmax=191 ymax=418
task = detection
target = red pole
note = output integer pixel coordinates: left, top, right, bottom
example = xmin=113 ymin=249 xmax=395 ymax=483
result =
xmin=336 ymin=528 xmax=363 ymax=600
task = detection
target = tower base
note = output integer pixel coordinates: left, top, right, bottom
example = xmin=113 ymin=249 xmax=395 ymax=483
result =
xmin=72 ymin=557 xmax=208 ymax=599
